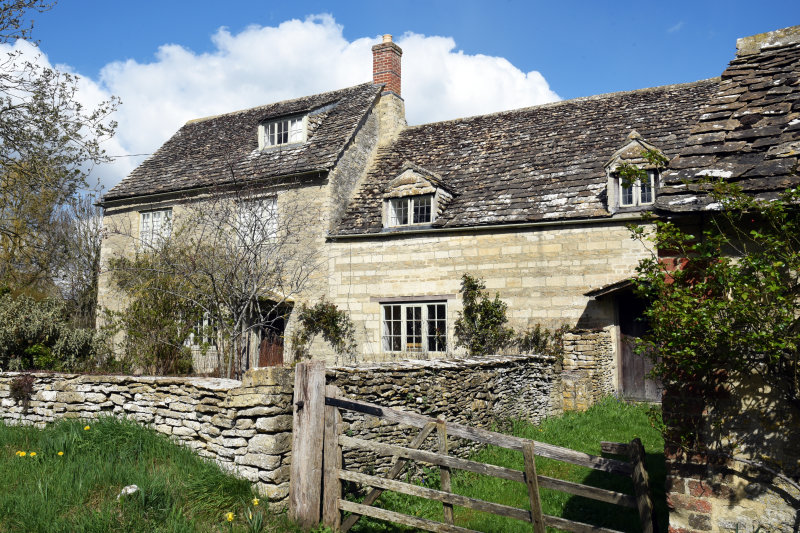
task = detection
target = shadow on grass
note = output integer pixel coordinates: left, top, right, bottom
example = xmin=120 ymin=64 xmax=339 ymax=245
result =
xmin=559 ymin=450 xmax=668 ymax=533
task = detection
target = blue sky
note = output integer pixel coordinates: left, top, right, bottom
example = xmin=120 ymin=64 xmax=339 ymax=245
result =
xmin=15 ymin=1 xmax=800 ymax=188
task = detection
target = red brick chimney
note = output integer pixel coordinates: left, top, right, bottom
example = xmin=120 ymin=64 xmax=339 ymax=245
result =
xmin=372 ymin=34 xmax=402 ymax=96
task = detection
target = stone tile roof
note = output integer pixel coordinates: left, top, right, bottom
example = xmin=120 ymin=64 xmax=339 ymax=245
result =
xmin=335 ymin=80 xmax=718 ymax=235
xmin=657 ymin=29 xmax=800 ymax=212
xmin=102 ymin=83 xmax=382 ymax=203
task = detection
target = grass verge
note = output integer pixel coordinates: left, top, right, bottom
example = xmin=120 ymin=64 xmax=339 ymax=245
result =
xmin=0 ymin=417 xmax=298 ymax=533
xmin=349 ymin=397 xmax=666 ymax=533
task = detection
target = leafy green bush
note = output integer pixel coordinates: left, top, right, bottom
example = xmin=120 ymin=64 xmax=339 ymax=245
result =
xmin=454 ymin=274 xmax=514 ymax=356
xmin=0 ymin=293 xmax=102 ymax=371
xmin=290 ymin=299 xmax=357 ymax=364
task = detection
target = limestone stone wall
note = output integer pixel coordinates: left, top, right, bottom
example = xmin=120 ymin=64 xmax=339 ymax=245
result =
xmin=663 ymin=373 xmax=800 ymax=532
xmin=327 ymin=220 xmax=650 ymax=364
xmin=0 ymin=368 xmax=295 ymax=505
xmin=561 ymin=328 xmax=616 ymax=411
xmin=327 ymin=354 xmax=562 ymax=473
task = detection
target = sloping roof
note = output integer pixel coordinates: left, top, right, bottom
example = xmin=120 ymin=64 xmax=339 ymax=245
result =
xmin=657 ymin=27 xmax=800 ymax=212
xmin=102 ymin=83 xmax=382 ymax=203
xmin=335 ymin=79 xmax=718 ymax=235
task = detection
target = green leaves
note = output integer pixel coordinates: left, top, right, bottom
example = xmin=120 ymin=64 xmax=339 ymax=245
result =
xmin=631 ymin=182 xmax=800 ymax=404
xmin=454 ymin=274 xmax=514 ymax=356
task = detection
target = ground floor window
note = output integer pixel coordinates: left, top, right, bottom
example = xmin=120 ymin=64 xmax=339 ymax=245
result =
xmin=186 ymin=312 xmax=217 ymax=348
xmin=382 ymin=302 xmax=447 ymax=353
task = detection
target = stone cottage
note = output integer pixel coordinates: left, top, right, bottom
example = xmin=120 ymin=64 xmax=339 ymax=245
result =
xmin=98 ymin=27 xmax=800 ymax=402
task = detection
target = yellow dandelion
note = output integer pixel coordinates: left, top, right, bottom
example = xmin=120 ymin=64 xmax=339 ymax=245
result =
xmin=19 ymin=451 xmax=26 ymax=457
xmin=30 ymin=452 xmax=36 ymax=457
xmin=252 ymin=497 xmax=259 ymax=506
xmin=58 ymin=451 xmax=64 ymax=456
xmin=225 ymin=512 xmax=234 ymax=522
xmin=15 ymin=451 xmax=22 ymax=456
xmin=84 ymin=425 xmax=90 ymax=431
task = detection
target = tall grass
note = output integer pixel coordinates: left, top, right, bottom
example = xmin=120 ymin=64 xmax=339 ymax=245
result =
xmin=0 ymin=417 xmax=295 ymax=533
xmin=350 ymin=397 xmax=666 ymax=533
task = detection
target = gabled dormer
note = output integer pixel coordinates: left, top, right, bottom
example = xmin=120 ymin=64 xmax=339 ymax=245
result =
xmin=382 ymin=162 xmax=453 ymax=228
xmin=605 ymin=130 xmax=666 ymax=214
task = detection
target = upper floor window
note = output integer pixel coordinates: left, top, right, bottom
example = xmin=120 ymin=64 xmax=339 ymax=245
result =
xmin=619 ymin=170 xmax=656 ymax=207
xmin=140 ymin=208 xmax=172 ymax=248
xmin=237 ymin=197 xmax=277 ymax=246
xmin=259 ymin=116 xmax=306 ymax=149
xmin=388 ymin=195 xmax=433 ymax=226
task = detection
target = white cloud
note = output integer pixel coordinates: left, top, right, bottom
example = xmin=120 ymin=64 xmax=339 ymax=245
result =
xmin=667 ymin=21 xmax=685 ymax=33
xmin=10 ymin=14 xmax=560 ymax=190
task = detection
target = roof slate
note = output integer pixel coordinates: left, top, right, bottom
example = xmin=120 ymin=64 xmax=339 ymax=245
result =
xmin=657 ymin=37 xmax=800 ymax=212
xmin=102 ymin=83 xmax=382 ymax=203
xmin=335 ymin=80 xmax=718 ymax=235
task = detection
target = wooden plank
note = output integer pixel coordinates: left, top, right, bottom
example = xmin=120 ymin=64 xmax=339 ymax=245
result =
xmin=327 ymin=396 xmax=633 ymax=476
xmin=289 ymin=361 xmax=326 ymax=528
xmin=339 ymin=499 xmax=481 ymax=533
xmin=522 ymin=441 xmax=546 ymax=533
xmin=627 ymin=438 xmax=656 ymax=533
xmin=340 ymin=435 xmax=526 ymax=483
xmin=437 ymin=417 xmax=454 ymax=525
xmin=340 ymin=470 xmax=532 ymax=522
xmin=600 ymin=442 xmax=630 ymax=456
xmin=544 ymin=514 xmax=627 ymax=533
xmin=340 ymin=422 xmax=437 ymax=533
xmin=321 ymin=385 xmax=342 ymax=530
xmin=537 ymin=475 xmax=636 ymax=508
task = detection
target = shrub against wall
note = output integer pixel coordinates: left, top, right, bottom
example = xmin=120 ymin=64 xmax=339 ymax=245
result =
xmin=0 ymin=293 xmax=101 ymax=372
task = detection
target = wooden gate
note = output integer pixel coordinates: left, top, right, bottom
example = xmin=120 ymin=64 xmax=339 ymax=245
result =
xmin=289 ymin=362 xmax=657 ymax=533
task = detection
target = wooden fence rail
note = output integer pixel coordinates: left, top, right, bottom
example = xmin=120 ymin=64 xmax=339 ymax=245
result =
xmin=290 ymin=362 xmax=656 ymax=533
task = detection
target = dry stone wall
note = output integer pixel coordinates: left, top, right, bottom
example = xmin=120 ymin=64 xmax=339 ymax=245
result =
xmin=0 ymin=368 xmax=295 ymax=505
xmin=561 ymin=328 xmax=615 ymax=410
xmin=327 ymin=354 xmax=562 ymax=474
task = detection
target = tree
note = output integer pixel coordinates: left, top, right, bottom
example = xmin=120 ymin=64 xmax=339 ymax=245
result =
xmin=454 ymin=273 xmax=514 ymax=356
xmin=0 ymin=0 xmax=118 ymax=294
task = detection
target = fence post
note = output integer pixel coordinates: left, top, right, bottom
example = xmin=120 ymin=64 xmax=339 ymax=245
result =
xmin=628 ymin=437 xmax=655 ymax=533
xmin=322 ymin=385 xmax=342 ymax=529
xmin=289 ymin=360 xmax=326 ymax=528
xmin=522 ymin=441 xmax=546 ymax=533
xmin=436 ymin=416 xmax=454 ymax=524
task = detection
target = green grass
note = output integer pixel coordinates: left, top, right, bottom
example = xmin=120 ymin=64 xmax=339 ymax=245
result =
xmin=0 ymin=417 xmax=300 ymax=533
xmin=349 ymin=397 xmax=667 ymax=533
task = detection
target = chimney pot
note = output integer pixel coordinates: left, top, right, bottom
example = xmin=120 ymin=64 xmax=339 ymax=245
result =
xmin=383 ymin=34 xmax=392 ymax=43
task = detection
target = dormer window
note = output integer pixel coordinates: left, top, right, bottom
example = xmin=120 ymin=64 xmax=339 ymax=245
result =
xmin=383 ymin=162 xmax=453 ymax=229
xmin=620 ymin=170 xmax=656 ymax=207
xmin=259 ymin=115 xmax=306 ymax=149
xmin=388 ymin=195 xmax=433 ymax=226
xmin=605 ymin=130 xmax=666 ymax=213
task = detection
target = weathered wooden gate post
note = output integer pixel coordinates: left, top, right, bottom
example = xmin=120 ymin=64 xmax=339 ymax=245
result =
xmin=289 ymin=360 xmax=326 ymax=528
xmin=322 ymin=385 xmax=343 ymax=529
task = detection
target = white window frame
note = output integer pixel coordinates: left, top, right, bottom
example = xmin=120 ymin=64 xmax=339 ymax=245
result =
xmin=139 ymin=208 xmax=172 ymax=248
xmin=387 ymin=194 xmax=434 ymax=227
xmin=186 ymin=312 xmax=218 ymax=349
xmin=259 ymin=115 xmax=307 ymax=149
xmin=381 ymin=301 xmax=447 ymax=353
xmin=236 ymin=197 xmax=277 ymax=247
xmin=619 ymin=170 xmax=656 ymax=207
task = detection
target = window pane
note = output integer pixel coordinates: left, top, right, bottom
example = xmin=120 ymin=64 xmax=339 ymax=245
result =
xmin=389 ymin=198 xmax=408 ymax=226
xmin=412 ymin=195 xmax=432 ymax=224
xmin=289 ymin=118 xmax=304 ymax=143
xmin=406 ymin=306 xmax=422 ymax=351
xmin=426 ymin=303 xmax=447 ymax=352
xmin=640 ymin=173 xmax=654 ymax=204
xmin=621 ymin=184 xmax=634 ymax=206
xmin=382 ymin=305 xmax=402 ymax=352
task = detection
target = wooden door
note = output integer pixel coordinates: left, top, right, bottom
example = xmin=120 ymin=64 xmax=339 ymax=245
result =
xmin=620 ymin=333 xmax=661 ymax=401
xmin=259 ymin=333 xmax=283 ymax=367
